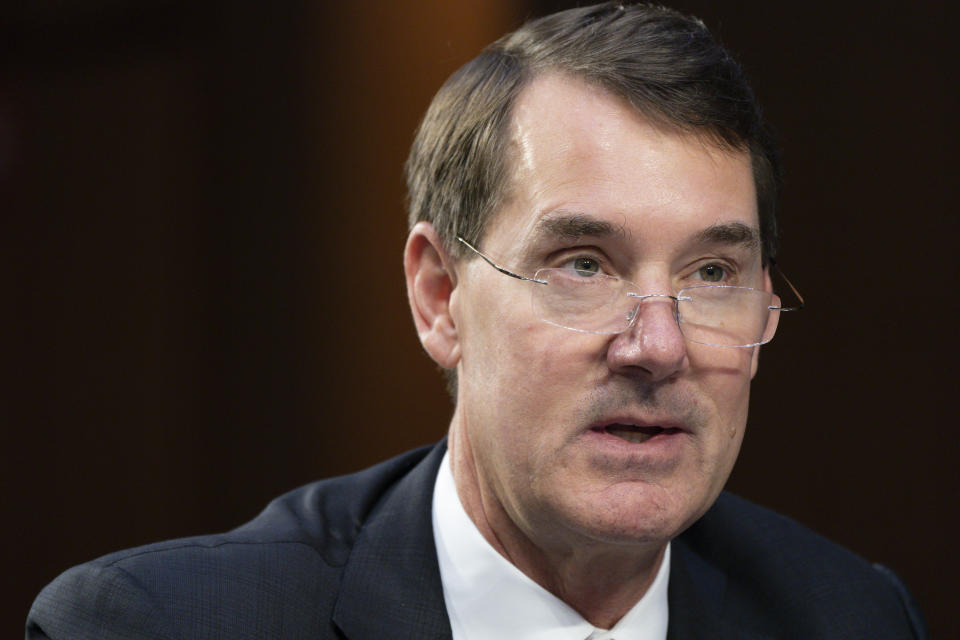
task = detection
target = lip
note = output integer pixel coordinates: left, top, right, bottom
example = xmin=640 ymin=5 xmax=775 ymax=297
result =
xmin=582 ymin=416 xmax=692 ymax=464
xmin=589 ymin=414 xmax=690 ymax=435
xmin=592 ymin=423 xmax=684 ymax=441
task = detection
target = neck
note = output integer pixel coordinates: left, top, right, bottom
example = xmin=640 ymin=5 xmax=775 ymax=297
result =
xmin=512 ymin=535 xmax=667 ymax=629
xmin=447 ymin=421 xmax=668 ymax=629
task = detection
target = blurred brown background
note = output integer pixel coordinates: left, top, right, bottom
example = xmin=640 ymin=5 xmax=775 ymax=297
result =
xmin=3 ymin=1 xmax=955 ymax=636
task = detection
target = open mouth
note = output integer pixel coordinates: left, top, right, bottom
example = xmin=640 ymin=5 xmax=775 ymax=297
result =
xmin=597 ymin=423 xmax=682 ymax=444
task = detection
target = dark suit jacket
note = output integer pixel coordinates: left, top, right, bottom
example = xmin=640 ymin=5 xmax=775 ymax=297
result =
xmin=27 ymin=441 xmax=927 ymax=639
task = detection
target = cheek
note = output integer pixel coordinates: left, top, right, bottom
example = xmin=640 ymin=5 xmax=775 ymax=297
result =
xmin=687 ymin=345 xmax=754 ymax=440
xmin=462 ymin=323 xmax=601 ymax=461
xmin=464 ymin=286 xmax=581 ymax=378
xmin=475 ymin=327 xmax=588 ymax=420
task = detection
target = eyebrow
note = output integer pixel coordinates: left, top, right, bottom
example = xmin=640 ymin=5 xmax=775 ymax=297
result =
xmin=531 ymin=213 xmax=760 ymax=253
xmin=694 ymin=222 xmax=761 ymax=252
xmin=534 ymin=212 xmax=624 ymax=241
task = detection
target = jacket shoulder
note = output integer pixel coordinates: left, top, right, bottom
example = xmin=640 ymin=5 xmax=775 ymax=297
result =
xmin=27 ymin=444 xmax=437 ymax=640
xmin=676 ymin=492 xmax=928 ymax=639
xmin=232 ymin=442 xmax=435 ymax=564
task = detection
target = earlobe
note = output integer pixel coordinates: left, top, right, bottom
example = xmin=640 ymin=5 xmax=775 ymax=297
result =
xmin=404 ymin=222 xmax=461 ymax=369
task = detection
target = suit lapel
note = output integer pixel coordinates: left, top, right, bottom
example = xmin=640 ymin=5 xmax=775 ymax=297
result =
xmin=333 ymin=441 xmax=452 ymax=640
xmin=667 ymin=537 xmax=775 ymax=640
xmin=667 ymin=537 xmax=728 ymax=640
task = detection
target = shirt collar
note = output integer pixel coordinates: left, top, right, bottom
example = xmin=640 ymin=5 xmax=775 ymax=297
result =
xmin=432 ymin=450 xmax=670 ymax=640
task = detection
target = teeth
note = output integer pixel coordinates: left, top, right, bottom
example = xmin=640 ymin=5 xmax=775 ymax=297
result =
xmin=606 ymin=426 xmax=657 ymax=444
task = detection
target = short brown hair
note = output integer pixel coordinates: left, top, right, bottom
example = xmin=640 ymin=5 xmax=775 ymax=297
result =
xmin=406 ymin=2 xmax=781 ymax=262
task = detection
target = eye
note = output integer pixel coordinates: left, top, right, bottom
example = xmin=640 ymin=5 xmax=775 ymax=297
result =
xmin=697 ymin=263 xmax=727 ymax=283
xmin=564 ymin=256 xmax=601 ymax=276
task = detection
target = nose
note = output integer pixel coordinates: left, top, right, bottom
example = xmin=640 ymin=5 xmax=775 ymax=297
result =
xmin=606 ymin=295 xmax=689 ymax=382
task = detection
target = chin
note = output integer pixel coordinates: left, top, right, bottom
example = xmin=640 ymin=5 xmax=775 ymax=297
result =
xmin=555 ymin=480 xmax=711 ymax=547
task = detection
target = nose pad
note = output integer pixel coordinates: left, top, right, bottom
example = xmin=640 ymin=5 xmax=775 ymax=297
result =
xmin=626 ymin=296 xmax=682 ymax=339
xmin=621 ymin=293 xmax=680 ymax=334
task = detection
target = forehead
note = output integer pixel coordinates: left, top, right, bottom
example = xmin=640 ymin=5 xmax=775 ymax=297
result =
xmin=488 ymin=73 xmax=758 ymax=255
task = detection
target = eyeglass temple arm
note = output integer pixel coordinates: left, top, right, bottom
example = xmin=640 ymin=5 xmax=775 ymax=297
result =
xmin=769 ymin=258 xmax=805 ymax=312
xmin=456 ymin=236 xmax=547 ymax=285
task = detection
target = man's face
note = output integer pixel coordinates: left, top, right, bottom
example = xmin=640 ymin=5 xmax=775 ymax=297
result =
xmin=449 ymin=73 xmax=769 ymax=550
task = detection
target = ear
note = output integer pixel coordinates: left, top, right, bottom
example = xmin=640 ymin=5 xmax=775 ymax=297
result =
xmin=404 ymin=221 xmax=461 ymax=369
xmin=750 ymin=266 xmax=776 ymax=379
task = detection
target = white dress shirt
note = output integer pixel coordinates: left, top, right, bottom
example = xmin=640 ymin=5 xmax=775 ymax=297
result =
xmin=432 ymin=450 xmax=670 ymax=640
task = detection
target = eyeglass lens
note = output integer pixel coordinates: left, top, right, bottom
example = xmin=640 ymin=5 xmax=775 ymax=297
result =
xmin=531 ymin=268 xmax=781 ymax=348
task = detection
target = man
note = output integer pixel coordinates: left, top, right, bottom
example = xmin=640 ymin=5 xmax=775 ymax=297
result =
xmin=28 ymin=3 xmax=927 ymax=639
